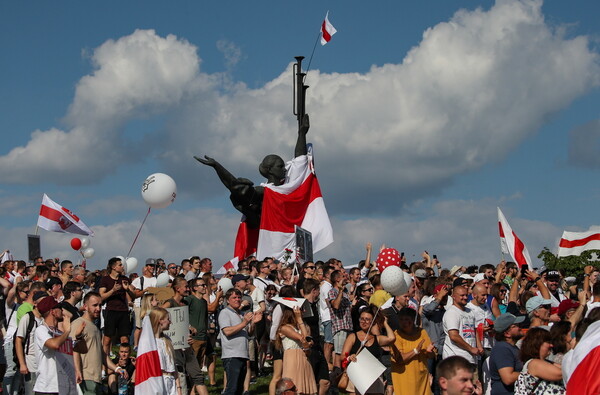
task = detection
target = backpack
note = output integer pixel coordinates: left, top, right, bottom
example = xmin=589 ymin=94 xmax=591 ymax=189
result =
xmin=12 ymin=311 xmax=37 ymax=366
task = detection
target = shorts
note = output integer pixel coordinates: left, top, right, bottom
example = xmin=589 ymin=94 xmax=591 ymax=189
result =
xmin=333 ymin=330 xmax=349 ymax=354
xmin=322 ymin=320 xmax=333 ymax=344
xmin=272 ymin=346 xmax=283 ymax=361
xmin=191 ymin=339 xmax=208 ymax=366
xmin=103 ymin=310 xmax=132 ymax=338
xmin=134 ymin=306 xmax=142 ymax=328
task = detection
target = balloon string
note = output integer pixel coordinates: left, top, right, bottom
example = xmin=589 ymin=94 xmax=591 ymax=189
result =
xmin=127 ymin=207 xmax=151 ymax=257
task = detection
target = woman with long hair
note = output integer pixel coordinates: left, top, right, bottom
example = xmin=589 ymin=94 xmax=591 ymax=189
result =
xmin=391 ymin=307 xmax=436 ymax=395
xmin=351 ymin=283 xmax=374 ymax=331
xmin=276 ymin=305 xmax=317 ymax=395
xmin=490 ymin=282 xmax=509 ymax=318
xmin=342 ymin=305 xmax=395 ymax=395
xmin=548 ymin=321 xmax=573 ymax=364
xmin=514 ymin=327 xmax=565 ymax=394
xmin=139 ymin=293 xmax=158 ymax=322
xmin=149 ymin=307 xmax=182 ymax=395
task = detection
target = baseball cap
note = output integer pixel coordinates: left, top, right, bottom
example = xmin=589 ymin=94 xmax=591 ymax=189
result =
xmin=33 ymin=291 xmax=48 ymax=302
xmin=473 ymin=273 xmax=487 ymax=283
xmin=434 ymin=284 xmax=447 ymax=294
xmin=37 ymin=296 xmax=59 ymax=315
xmin=526 ymin=295 xmax=552 ymax=313
xmin=452 ymin=277 xmax=470 ymax=288
xmin=145 ymin=258 xmax=157 ymax=266
xmin=557 ymin=299 xmax=580 ymax=316
xmin=231 ymin=274 xmax=250 ymax=285
xmin=494 ymin=313 xmax=525 ymax=333
xmin=546 ymin=270 xmax=561 ymax=280
xmin=414 ymin=269 xmax=427 ymax=279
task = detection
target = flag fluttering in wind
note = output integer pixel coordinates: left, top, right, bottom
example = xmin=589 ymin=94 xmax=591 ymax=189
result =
xmin=497 ymin=207 xmax=532 ymax=268
xmin=134 ymin=316 xmax=165 ymax=394
xmin=562 ymin=320 xmax=600 ymax=394
xmin=256 ymin=146 xmax=333 ymax=261
xmin=558 ymin=229 xmax=600 ymax=257
xmin=321 ymin=11 xmax=337 ymax=45
xmin=37 ymin=194 xmax=94 ymax=236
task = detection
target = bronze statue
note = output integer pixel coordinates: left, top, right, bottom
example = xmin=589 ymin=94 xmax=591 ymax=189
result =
xmin=194 ymin=114 xmax=309 ymax=229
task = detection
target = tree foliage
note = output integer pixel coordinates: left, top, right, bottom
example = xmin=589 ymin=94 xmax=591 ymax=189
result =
xmin=537 ymin=247 xmax=600 ymax=277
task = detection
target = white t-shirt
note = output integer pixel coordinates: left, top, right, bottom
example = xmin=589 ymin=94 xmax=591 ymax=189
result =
xmin=131 ymin=275 xmax=158 ymax=307
xmin=319 ymin=281 xmax=332 ymax=322
xmin=586 ymin=300 xmax=600 ymax=317
xmin=254 ymin=276 xmax=277 ymax=292
xmin=33 ymin=323 xmax=77 ymax=394
xmin=16 ymin=312 xmax=42 ymax=372
xmin=442 ymin=304 xmax=477 ymax=363
xmin=466 ymin=301 xmax=494 ymax=349
xmin=4 ymin=302 xmax=19 ymax=346
xmin=251 ymin=287 xmax=265 ymax=313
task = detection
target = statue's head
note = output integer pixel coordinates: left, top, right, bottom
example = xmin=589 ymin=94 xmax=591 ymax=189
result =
xmin=259 ymin=154 xmax=285 ymax=185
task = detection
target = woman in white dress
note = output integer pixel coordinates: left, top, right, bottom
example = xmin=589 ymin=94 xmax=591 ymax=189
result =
xmin=150 ymin=307 xmax=182 ymax=395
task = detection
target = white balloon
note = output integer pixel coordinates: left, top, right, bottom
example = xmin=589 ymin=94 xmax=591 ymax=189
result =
xmin=82 ymin=248 xmax=95 ymax=259
xmin=141 ymin=173 xmax=177 ymax=209
xmin=115 ymin=256 xmax=125 ymax=264
xmin=80 ymin=237 xmax=90 ymax=249
xmin=218 ymin=277 xmax=233 ymax=293
xmin=156 ymin=272 xmax=170 ymax=287
xmin=381 ymin=266 xmax=412 ymax=296
xmin=125 ymin=257 xmax=138 ymax=274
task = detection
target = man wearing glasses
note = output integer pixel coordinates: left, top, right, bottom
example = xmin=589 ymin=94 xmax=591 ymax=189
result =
xmin=275 ymin=378 xmax=298 ymax=395
xmin=525 ymin=296 xmax=553 ymax=330
xmin=167 ymin=264 xmax=179 ymax=281
xmin=254 ymin=260 xmax=277 ymax=292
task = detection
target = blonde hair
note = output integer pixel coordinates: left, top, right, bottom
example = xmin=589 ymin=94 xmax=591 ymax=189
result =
xmin=140 ymin=293 xmax=156 ymax=321
xmin=149 ymin=307 xmax=175 ymax=361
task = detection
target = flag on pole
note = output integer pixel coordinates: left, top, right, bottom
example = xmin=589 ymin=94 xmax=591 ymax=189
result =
xmin=497 ymin=207 xmax=532 ymax=268
xmin=134 ymin=316 xmax=165 ymax=395
xmin=256 ymin=146 xmax=333 ymax=261
xmin=321 ymin=11 xmax=337 ymax=45
xmin=558 ymin=229 xmax=600 ymax=257
xmin=37 ymin=194 xmax=94 ymax=236
xmin=562 ymin=320 xmax=600 ymax=394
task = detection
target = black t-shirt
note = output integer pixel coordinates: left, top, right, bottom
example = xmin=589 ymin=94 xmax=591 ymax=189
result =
xmin=112 ymin=356 xmax=136 ymax=379
xmin=304 ymin=300 xmax=321 ymax=349
xmin=99 ymin=275 xmax=129 ymax=311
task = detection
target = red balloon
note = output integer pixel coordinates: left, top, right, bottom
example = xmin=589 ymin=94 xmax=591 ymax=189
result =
xmin=70 ymin=238 xmax=82 ymax=251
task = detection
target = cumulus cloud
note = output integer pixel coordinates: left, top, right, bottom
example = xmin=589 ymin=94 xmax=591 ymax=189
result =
xmin=0 ymin=29 xmax=201 ymax=184
xmin=568 ymin=119 xmax=600 ymax=168
xmin=1 ymin=1 xmax=599 ymax=215
xmin=216 ymin=39 xmax=243 ymax=71
xmin=0 ymin=197 xmax=563 ymax=271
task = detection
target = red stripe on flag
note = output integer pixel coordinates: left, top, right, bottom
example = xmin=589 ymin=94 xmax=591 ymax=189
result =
xmin=512 ymin=231 xmax=527 ymax=268
xmin=322 ymin=21 xmax=332 ymax=42
xmin=261 ymin=173 xmax=320 ymax=233
xmin=136 ymin=350 xmax=162 ymax=385
xmin=559 ymin=233 xmax=600 ymax=248
xmin=39 ymin=204 xmax=66 ymax=222
xmin=567 ymin=345 xmax=600 ymax=394
xmin=498 ymin=222 xmax=505 ymax=237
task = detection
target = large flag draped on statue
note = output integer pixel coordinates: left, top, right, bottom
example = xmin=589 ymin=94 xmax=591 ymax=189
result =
xmin=257 ymin=146 xmax=333 ymax=261
xmin=134 ymin=316 xmax=165 ymax=394
xmin=558 ymin=229 xmax=600 ymax=257
xmin=497 ymin=207 xmax=532 ymax=268
xmin=37 ymin=194 xmax=94 ymax=236
xmin=562 ymin=320 xmax=600 ymax=394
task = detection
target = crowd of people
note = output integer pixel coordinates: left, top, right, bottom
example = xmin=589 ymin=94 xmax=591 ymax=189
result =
xmin=0 ymin=246 xmax=599 ymax=395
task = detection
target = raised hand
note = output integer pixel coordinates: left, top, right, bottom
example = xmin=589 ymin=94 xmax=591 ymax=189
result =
xmin=194 ymin=155 xmax=217 ymax=167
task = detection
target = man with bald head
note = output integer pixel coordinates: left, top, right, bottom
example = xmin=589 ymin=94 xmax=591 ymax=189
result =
xmin=467 ymin=283 xmax=494 ymax=379
xmin=443 ymin=285 xmax=482 ymax=367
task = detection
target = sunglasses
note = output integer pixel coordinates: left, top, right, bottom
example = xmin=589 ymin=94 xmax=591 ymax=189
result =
xmin=306 ymin=266 xmax=316 ymax=269
xmin=363 ymin=288 xmax=374 ymax=292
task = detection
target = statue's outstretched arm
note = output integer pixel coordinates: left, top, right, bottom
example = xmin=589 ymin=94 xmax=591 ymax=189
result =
xmin=194 ymin=155 xmax=243 ymax=191
xmin=294 ymin=114 xmax=310 ymax=158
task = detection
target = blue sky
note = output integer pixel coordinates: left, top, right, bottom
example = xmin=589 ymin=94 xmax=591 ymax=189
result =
xmin=2 ymin=0 xmax=600 ymax=271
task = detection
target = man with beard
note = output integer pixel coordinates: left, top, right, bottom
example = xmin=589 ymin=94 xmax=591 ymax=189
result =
xmin=488 ymin=313 xmax=525 ymax=395
xmin=543 ymin=270 xmax=566 ymax=307
xmin=33 ymin=296 xmax=86 ymax=395
xmin=72 ymin=292 xmax=126 ymax=395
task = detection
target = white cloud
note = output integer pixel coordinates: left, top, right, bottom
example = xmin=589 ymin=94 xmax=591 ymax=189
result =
xmin=0 ymin=197 xmax=564 ymax=272
xmin=0 ymin=29 xmax=201 ymax=184
xmin=1 ymin=1 xmax=599 ymax=215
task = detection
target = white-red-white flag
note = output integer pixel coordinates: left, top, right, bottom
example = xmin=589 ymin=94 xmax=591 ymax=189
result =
xmin=134 ymin=316 xmax=165 ymax=395
xmin=256 ymin=146 xmax=333 ymax=261
xmin=37 ymin=194 xmax=94 ymax=236
xmin=497 ymin=207 xmax=532 ymax=268
xmin=217 ymin=257 xmax=238 ymax=275
xmin=321 ymin=11 xmax=337 ymax=45
xmin=562 ymin=320 xmax=600 ymax=394
xmin=558 ymin=229 xmax=600 ymax=257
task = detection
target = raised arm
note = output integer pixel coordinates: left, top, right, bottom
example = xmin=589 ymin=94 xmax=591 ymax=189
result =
xmin=294 ymin=114 xmax=309 ymax=158
xmin=194 ymin=155 xmax=243 ymax=191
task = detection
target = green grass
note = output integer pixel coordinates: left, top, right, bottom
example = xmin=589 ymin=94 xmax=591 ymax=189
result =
xmin=207 ymin=351 xmax=271 ymax=395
